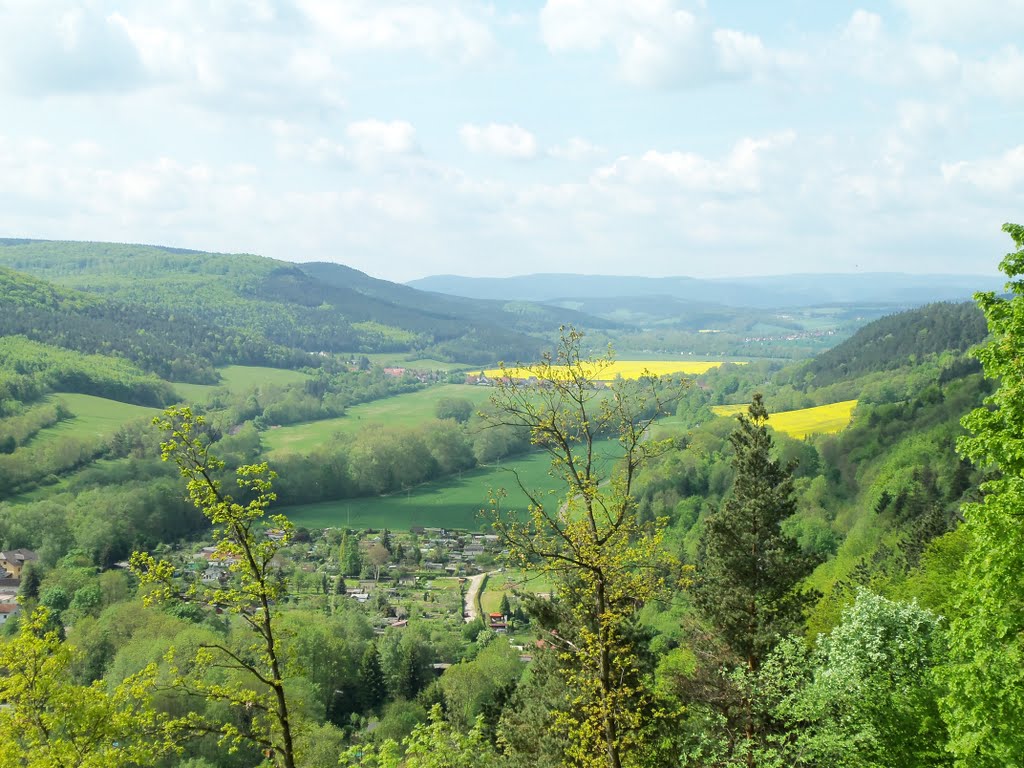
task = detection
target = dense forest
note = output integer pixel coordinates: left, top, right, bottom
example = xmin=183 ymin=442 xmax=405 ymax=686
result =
xmin=0 ymin=232 xmax=1021 ymax=768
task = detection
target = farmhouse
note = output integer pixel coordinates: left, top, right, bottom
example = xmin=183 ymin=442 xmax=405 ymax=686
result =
xmin=0 ymin=548 xmax=38 ymax=579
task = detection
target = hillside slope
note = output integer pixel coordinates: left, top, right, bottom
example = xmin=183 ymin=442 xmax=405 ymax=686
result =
xmin=0 ymin=240 xmax=588 ymax=364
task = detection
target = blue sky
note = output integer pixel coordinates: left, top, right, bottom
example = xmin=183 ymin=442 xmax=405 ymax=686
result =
xmin=0 ymin=0 xmax=1021 ymax=282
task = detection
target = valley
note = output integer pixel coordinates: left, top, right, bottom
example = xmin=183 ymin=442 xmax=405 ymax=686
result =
xmin=0 ymin=236 xmax=1012 ymax=768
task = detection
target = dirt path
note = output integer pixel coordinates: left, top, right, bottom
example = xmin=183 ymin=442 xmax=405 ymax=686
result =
xmin=463 ymin=570 xmax=497 ymax=623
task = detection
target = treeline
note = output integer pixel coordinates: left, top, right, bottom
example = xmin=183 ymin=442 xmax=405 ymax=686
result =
xmin=0 ymin=336 xmax=177 ymax=409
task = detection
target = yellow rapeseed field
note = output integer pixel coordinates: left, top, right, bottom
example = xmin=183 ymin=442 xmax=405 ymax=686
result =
xmin=711 ymin=399 xmax=858 ymax=439
xmin=482 ymin=360 xmax=738 ymax=380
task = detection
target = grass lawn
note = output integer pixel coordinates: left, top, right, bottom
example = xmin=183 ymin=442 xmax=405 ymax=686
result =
xmin=263 ymin=384 xmax=496 ymax=457
xmin=28 ymin=393 xmax=161 ymax=445
xmin=480 ymin=568 xmax=554 ymax=613
xmin=282 ymin=438 xmax=622 ymax=530
xmin=172 ymin=365 xmax=311 ymax=403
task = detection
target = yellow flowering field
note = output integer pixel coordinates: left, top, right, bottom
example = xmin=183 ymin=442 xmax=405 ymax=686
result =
xmin=711 ymin=399 xmax=858 ymax=439
xmin=483 ymin=360 xmax=737 ymax=380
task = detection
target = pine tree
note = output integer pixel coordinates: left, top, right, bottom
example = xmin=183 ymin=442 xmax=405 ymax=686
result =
xmin=696 ymin=394 xmax=818 ymax=672
xmin=357 ymin=643 xmax=386 ymax=714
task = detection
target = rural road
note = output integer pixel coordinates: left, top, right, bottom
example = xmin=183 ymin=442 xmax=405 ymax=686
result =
xmin=463 ymin=570 xmax=499 ymax=623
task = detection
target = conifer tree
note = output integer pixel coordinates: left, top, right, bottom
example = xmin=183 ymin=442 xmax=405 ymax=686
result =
xmin=357 ymin=643 xmax=387 ymax=713
xmin=696 ymin=394 xmax=817 ymax=672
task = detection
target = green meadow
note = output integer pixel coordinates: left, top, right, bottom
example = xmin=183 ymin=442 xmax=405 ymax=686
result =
xmin=480 ymin=568 xmax=555 ymax=614
xmin=172 ymin=365 xmax=311 ymax=403
xmin=29 ymin=393 xmax=161 ymax=445
xmin=263 ymin=384 xmax=495 ymax=457
xmin=281 ymin=450 xmax=557 ymax=530
xmin=282 ymin=438 xmax=622 ymax=530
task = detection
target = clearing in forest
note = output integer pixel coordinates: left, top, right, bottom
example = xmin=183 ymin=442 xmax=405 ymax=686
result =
xmin=711 ymin=399 xmax=858 ymax=439
xmin=262 ymin=384 xmax=495 ymax=456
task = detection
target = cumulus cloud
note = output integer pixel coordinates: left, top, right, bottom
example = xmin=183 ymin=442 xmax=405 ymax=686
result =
xmin=539 ymin=0 xmax=797 ymax=88
xmin=459 ymin=123 xmax=538 ymax=159
xmin=295 ymin=0 xmax=496 ymax=63
xmin=593 ymin=133 xmax=796 ymax=195
xmin=0 ymin=3 xmax=144 ymax=93
xmin=942 ymin=146 xmax=1024 ymax=195
xmin=347 ymin=120 xmax=419 ymax=157
xmin=894 ymin=0 xmax=1024 ymax=40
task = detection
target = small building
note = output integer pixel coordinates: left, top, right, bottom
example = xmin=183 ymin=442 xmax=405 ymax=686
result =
xmin=0 ymin=603 xmax=20 ymax=624
xmin=0 ymin=549 xmax=37 ymax=579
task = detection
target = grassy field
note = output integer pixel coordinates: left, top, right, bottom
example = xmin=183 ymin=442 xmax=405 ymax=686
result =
xmin=282 ymin=438 xmax=622 ymax=530
xmin=263 ymin=384 xmax=496 ymax=456
xmin=172 ymin=365 xmax=311 ymax=403
xmin=483 ymin=360 xmax=741 ymax=380
xmin=711 ymin=400 xmax=858 ymax=439
xmin=28 ymin=393 xmax=161 ymax=445
xmin=480 ymin=568 xmax=554 ymax=613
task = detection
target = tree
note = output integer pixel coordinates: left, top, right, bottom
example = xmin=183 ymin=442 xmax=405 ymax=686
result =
xmin=693 ymin=394 xmax=818 ymax=767
xmin=130 ymin=406 xmax=299 ymax=768
xmin=357 ymin=642 xmax=387 ymax=713
xmin=367 ymin=542 xmax=391 ymax=581
xmin=941 ymin=223 xmax=1024 ymax=766
xmin=0 ymin=607 xmax=183 ymax=767
xmin=483 ymin=327 xmax=683 ymax=768
xmin=435 ymin=396 xmax=474 ymax=424
xmin=696 ymin=394 xmax=817 ymax=673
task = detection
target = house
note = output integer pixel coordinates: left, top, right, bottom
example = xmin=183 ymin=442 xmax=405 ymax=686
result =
xmin=0 ymin=603 xmax=20 ymax=624
xmin=0 ymin=549 xmax=37 ymax=579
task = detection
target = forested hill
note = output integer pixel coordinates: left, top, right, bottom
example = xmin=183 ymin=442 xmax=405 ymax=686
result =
xmin=0 ymin=239 xmax=600 ymax=365
xmin=790 ymin=301 xmax=988 ymax=388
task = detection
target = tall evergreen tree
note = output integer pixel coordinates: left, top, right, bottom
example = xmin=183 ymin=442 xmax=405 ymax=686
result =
xmin=357 ymin=643 xmax=386 ymax=714
xmin=696 ymin=394 xmax=818 ymax=672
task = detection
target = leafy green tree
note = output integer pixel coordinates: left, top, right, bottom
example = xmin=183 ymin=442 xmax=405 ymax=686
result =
xmin=941 ymin=223 xmax=1024 ymax=766
xmin=130 ymin=406 xmax=299 ymax=768
xmin=435 ymin=397 xmax=474 ymax=423
xmin=0 ymin=607 xmax=184 ymax=767
xmin=696 ymin=394 xmax=817 ymax=673
xmin=339 ymin=704 xmax=494 ymax=767
xmin=484 ymin=327 xmax=683 ymax=768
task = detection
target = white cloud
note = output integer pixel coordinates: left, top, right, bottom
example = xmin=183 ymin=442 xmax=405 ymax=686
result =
xmin=539 ymin=0 xmax=796 ymax=88
xmin=347 ymin=120 xmax=418 ymax=157
xmin=295 ymin=0 xmax=496 ymax=63
xmin=964 ymin=46 xmax=1024 ymax=102
xmin=942 ymin=146 xmax=1024 ymax=195
xmin=0 ymin=3 xmax=144 ymax=93
xmin=894 ymin=0 xmax=1024 ymax=40
xmin=839 ymin=10 xmax=962 ymax=88
xmin=593 ymin=133 xmax=796 ymax=194
xmin=549 ymin=137 xmax=606 ymax=162
xmin=459 ymin=123 xmax=538 ymax=159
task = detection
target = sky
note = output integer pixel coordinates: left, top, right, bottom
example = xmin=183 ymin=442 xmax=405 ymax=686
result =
xmin=0 ymin=1 xmax=1021 ymax=282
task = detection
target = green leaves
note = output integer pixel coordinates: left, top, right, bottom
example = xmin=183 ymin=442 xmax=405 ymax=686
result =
xmin=940 ymin=223 xmax=1024 ymax=767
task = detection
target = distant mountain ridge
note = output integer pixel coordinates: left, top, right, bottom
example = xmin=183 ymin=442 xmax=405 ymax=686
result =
xmin=0 ymin=239 xmax=607 ymax=367
xmin=407 ymin=272 xmax=1004 ymax=309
